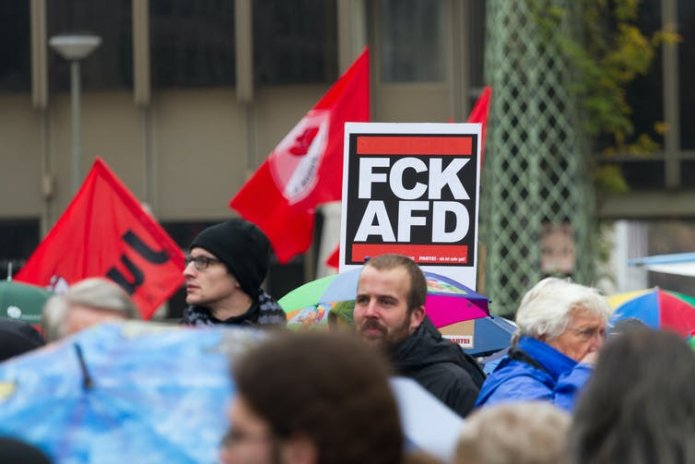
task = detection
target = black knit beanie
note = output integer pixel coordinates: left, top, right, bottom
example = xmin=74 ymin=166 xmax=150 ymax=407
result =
xmin=190 ymin=219 xmax=270 ymax=297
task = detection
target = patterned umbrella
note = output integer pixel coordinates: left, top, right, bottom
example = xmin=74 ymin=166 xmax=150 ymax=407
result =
xmin=0 ymin=321 xmax=265 ymax=463
xmin=608 ymin=287 xmax=695 ymax=337
xmin=279 ymin=267 xmax=489 ymax=330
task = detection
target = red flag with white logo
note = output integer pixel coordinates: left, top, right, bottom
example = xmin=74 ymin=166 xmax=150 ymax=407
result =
xmin=16 ymin=158 xmax=185 ymax=319
xmin=230 ymin=49 xmax=369 ymax=263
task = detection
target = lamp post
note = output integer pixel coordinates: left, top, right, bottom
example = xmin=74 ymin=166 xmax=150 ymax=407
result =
xmin=49 ymin=34 xmax=101 ymax=193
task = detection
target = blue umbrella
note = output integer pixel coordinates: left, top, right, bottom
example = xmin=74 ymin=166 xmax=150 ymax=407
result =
xmin=438 ymin=314 xmax=516 ymax=357
xmin=628 ymin=252 xmax=695 ymax=277
xmin=0 ymin=321 xmax=265 ymax=464
xmin=464 ymin=316 xmax=516 ymax=357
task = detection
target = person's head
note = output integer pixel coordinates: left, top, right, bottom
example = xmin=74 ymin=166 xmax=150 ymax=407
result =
xmin=0 ymin=319 xmax=45 ymax=362
xmin=514 ymin=277 xmax=610 ymax=361
xmin=569 ymin=328 xmax=695 ymax=464
xmin=63 ymin=278 xmax=140 ymax=336
xmin=353 ymin=254 xmax=427 ymax=350
xmin=223 ymin=331 xmax=403 ymax=464
xmin=455 ymin=401 xmax=570 ymax=464
xmin=184 ymin=219 xmax=270 ymax=310
xmin=40 ymin=295 xmax=68 ymax=342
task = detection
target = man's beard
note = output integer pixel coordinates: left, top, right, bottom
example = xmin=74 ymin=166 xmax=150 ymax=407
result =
xmin=358 ymin=316 xmax=411 ymax=352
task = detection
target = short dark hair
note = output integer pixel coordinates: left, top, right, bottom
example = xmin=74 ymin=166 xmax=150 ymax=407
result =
xmin=569 ymin=328 xmax=695 ymax=464
xmin=364 ymin=254 xmax=427 ymax=313
xmin=233 ymin=331 xmax=403 ymax=464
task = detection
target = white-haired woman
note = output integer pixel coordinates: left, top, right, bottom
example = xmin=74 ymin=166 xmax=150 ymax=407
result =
xmin=475 ymin=277 xmax=611 ymax=412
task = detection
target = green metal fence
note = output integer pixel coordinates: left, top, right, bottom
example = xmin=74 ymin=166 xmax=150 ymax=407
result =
xmin=481 ymin=0 xmax=595 ymax=316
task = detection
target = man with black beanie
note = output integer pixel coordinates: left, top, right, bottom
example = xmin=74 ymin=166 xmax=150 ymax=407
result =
xmin=180 ymin=218 xmax=286 ymax=327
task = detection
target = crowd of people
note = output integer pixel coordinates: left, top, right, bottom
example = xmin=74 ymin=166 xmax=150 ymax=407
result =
xmin=2 ymin=217 xmax=694 ymax=463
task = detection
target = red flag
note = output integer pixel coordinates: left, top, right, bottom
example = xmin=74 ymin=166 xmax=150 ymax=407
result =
xmin=16 ymin=158 xmax=185 ymax=320
xmin=466 ymin=86 xmax=492 ymax=167
xmin=324 ymin=86 xmax=493 ymax=269
xmin=230 ymin=49 xmax=370 ymax=263
xmin=325 ymin=246 xmax=340 ymax=269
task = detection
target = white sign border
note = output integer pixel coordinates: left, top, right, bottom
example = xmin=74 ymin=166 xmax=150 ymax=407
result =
xmin=339 ymin=122 xmax=482 ymax=290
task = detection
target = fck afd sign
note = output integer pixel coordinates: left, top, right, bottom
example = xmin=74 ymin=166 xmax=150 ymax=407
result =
xmin=339 ymin=123 xmax=481 ymax=289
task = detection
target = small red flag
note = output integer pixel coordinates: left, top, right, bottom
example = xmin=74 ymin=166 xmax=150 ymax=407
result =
xmin=16 ymin=158 xmax=185 ymax=319
xmin=324 ymin=86 xmax=493 ymax=269
xmin=325 ymin=246 xmax=340 ymax=269
xmin=230 ymin=49 xmax=370 ymax=263
xmin=467 ymin=86 xmax=492 ymax=167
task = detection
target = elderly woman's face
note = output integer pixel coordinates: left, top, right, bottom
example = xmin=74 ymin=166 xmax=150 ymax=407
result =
xmin=545 ymin=308 xmax=606 ymax=362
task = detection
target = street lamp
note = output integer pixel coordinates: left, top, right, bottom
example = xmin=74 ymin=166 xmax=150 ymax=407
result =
xmin=49 ymin=34 xmax=101 ymax=193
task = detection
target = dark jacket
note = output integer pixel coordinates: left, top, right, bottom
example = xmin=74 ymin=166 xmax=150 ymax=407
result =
xmin=475 ymin=335 xmax=592 ymax=412
xmin=391 ymin=317 xmax=484 ymax=417
xmin=0 ymin=319 xmax=44 ymax=362
xmin=180 ymin=290 xmax=286 ymax=327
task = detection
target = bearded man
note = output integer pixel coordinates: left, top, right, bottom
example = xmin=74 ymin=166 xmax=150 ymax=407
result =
xmin=353 ymin=253 xmax=484 ymax=417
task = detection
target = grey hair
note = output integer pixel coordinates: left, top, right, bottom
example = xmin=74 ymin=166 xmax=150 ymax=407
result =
xmin=41 ymin=295 xmax=69 ymax=342
xmin=514 ymin=277 xmax=610 ymax=340
xmin=455 ymin=401 xmax=571 ymax=464
xmin=65 ymin=278 xmax=140 ymax=320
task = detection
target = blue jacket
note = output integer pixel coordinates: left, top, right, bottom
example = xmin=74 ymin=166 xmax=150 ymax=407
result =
xmin=474 ymin=336 xmax=593 ymax=412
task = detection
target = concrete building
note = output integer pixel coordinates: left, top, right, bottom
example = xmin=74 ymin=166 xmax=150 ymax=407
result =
xmin=0 ymin=0 xmax=486 ymax=315
xmin=1 ymin=0 xmax=693 ymax=315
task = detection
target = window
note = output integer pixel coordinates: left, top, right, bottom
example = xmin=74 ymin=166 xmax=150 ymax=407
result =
xmin=0 ymin=219 xmax=40 ymax=280
xmin=0 ymin=1 xmax=30 ymax=92
xmin=150 ymin=0 xmax=235 ymax=88
xmin=601 ymin=0 xmax=695 ymax=191
xmin=468 ymin=0 xmax=487 ymax=107
xmin=621 ymin=160 xmax=666 ymax=190
xmin=253 ymin=0 xmax=337 ymax=85
xmin=48 ymin=0 xmax=133 ymax=91
xmin=625 ymin=0 xmax=663 ymax=149
xmin=379 ymin=0 xmax=448 ymax=83
xmin=679 ymin=0 xmax=695 ymax=150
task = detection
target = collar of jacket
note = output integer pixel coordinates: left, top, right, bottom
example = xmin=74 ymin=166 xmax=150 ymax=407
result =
xmin=517 ymin=335 xmax=578 ymax=380
xmin=390 ymin=317 xmax=457 ymax=371
xmin=183 ymin=300 xmax=260 ymax=326
xmin=181 ymin=290 xmax=286 ymax=327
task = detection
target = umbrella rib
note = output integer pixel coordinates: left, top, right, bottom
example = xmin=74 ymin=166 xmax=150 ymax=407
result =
xmin=73 ymin=343 xmax=94 ymax=390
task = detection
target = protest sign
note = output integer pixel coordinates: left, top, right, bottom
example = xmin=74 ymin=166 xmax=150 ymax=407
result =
xmin=339 ymin=123 xmax=481 ymax=289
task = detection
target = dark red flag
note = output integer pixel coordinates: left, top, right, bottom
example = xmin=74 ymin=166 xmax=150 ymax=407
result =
xmin=230 ymin=49 xmax=370 ymax=263
xmin=16 ymin=158 xmax=185 ymax=319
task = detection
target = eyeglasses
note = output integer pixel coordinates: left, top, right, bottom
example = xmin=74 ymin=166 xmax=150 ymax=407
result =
xmin=568 ymin=326 xmax=606 ymax=341
xmin=184 ymin=255 xmax=222 ymax=271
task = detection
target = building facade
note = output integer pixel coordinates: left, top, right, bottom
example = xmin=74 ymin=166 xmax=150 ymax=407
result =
xmin=0 ymin=0 xmax=485 ymax=314
xmin=1 ymin=0 xmax=693 ymax=315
